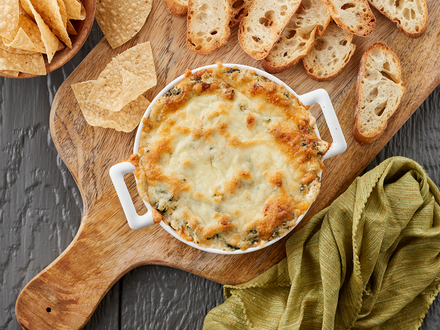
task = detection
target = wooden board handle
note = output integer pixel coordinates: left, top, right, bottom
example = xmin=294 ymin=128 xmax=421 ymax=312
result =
xmin=15 ymin=192 xmax=137 ymax=330
xmin=14 ymin=179 xmax=290 ymax=329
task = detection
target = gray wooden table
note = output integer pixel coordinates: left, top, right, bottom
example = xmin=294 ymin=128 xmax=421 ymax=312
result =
xmin=1 ymin=23 xmax=439 ymax=330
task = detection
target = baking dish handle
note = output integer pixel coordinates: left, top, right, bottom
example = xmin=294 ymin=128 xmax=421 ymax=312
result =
xmin=298 ymin=89 xmax=347 ymax=161
xmin=109 ymin=162 xmax=154 ymax=230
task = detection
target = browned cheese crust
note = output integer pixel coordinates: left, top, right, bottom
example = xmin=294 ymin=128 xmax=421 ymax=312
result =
xmin=131 ymin=64 xmax=330 ymax=251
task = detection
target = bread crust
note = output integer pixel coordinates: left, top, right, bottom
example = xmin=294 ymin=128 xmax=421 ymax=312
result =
xmin=165 ymin=0 xmax=188 ymax=17
xmin=367 ymin=0 xmax=428 ymax=38
xmin=353 ymin=42 xmax=405 ymax=144
xmin=321 ymin=0 xmax=376 ymax=37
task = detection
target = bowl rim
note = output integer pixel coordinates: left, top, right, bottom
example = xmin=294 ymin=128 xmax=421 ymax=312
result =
xmin=131 ymin=63 xmax=319 ymax=255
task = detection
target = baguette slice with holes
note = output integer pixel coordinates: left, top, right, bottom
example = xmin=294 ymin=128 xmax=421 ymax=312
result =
xmin=187 ymin=0 xmax=231 ymax=55
xmin=165 ymin=0 xmax=188 ymax=16
xmin=302 ymin=21 xmax=356 ymax=81
xmin=230 ymin=0 xmax=254 ymax=27
xmin=239 ymin=0 xmax=302 ymax=60
xmin=321 ymin=0 xmax=376 ymax=36
xmin=353 ymin=43 xmax=405 ymax=144
xmin=368 ymin=0 xmax=428 ymax=37
xmin=262 ymin=0 xmax=331 ymax=73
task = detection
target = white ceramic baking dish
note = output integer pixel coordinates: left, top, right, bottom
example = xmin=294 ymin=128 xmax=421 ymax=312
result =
xmin=109 ymin=63 xmax=347 ymax=255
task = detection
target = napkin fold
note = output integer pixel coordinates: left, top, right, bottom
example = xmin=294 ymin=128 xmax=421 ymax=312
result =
xmin=204 ymin=157 xmax=440 ymax=330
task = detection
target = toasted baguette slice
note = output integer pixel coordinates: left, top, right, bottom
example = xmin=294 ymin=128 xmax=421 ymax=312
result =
xmin=321 ymin=0 xmax=376 ymax=36
xmin=166 ymin=0 xmax=254 ymax=26
xmin=302 ymin=22 xmax=356 ymax=81
xmin=230 ymin=0 xmax=254 ymax=27
xmin=262 ymin=0 xmax=331 ymax=73
xmin=187 ymin=0 xmax=231 ymax=55
xmin=239 ymin=0 xmax=302 ymax=60
xmin=353 ymin=43 xmax=405 ymax=144
xmin=165 ymin=0 xmax=188 ymax=16
xmin=368 ymin=0 xmax=428 ymax=37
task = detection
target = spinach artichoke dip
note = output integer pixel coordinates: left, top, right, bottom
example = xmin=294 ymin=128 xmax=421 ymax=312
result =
xmin=129 ymin=64 xmax=330 ymax=251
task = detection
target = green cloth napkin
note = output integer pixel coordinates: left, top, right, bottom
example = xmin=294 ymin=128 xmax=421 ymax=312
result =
xmin=204 ymin=157 xmax=440 ymax=330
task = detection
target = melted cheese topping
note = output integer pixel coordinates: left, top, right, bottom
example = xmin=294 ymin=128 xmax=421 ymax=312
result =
xmin=132 ymin=66 xmax=330 ymax=251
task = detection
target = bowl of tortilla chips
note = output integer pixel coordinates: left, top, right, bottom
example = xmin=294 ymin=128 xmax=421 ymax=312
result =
xmin=0 ymin=0 xmax=95 ymax=78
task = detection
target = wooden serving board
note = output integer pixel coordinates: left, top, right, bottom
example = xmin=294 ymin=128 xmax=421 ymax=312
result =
xmin=16 ymin=1 xmax=440 ymax=329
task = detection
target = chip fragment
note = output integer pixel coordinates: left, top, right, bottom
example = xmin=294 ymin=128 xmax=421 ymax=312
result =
xmin=96 ymin=0 xmax=153 ymax=49
xmin=72 ymin=80 xmax=151 ymax=132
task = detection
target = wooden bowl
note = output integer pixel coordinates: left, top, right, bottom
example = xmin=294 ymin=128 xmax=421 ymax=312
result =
xmin=0 ymin=0 xmax=96 ymax=79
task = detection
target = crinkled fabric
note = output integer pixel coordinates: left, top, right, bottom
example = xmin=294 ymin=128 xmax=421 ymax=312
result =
xmin=204 ymin=157 xmax=440 ymax=330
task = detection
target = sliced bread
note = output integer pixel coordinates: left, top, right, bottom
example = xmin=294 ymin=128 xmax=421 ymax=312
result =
xmin=230 ymin=0 xmax=254 ymax=27
xmin=321 ymin=0 xmax=376 ymax=36
xmin=302 ymin=21 xmax=356 ymax=81
xmin=368 ymin=0 xmax=428 ymax=37
xmin=262 ymin=0 xmax=331 ymax=74
xmin=187 ymin=0 xmax=231 ymax=55
xmin=165 ymin=0 xmax=188 ymax=16
xmin=166 ymin=0 xmax=254 ymax=26
xmin=238 ymin=0 xmax=302 ymax=60
xmin=353 ymin=42 xmax=405 ymax=144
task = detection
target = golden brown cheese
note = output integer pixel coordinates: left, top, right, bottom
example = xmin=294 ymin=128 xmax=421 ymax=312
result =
xmin=132 ymin=66 xmax=330 ymax=251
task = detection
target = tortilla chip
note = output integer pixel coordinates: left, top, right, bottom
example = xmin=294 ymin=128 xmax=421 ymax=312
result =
xmin=63 ymin=0 xmax=85 ymax=20
xmin=111 ymin=42 xmax=156 ymax=85
xmin=58 ymin=0 xmax=67 ymax=26
xmin=72 ymin=80 xmax=150 ymax=132
xmin=87 ymin=42 xmax=156 ymax=111
xmin=3 ymin=15 xmax=46 ymax=53
xmin=0 ymin=70 xmax=20 ymax=77
xmin=4 ymin=28 xmax=40 ymax=53
xmin=89 ymin=69 xmax=151 ymax=112
xmin=66 ymin=20 xmax=77 ymax=35
xmin=0 ymin=0 xmax=19 ymax=41
xmin=28 ymin=0 xmax=71 ymax=48
xmin=19 ymin=0 xmax=32 ymax=16
xmin=1 ymin=37 xmax=37 ymax=54
xmin=0 ymin=57 xmax=20 ymax=71
xmin=57 ymin=40 xmax=65 ymax=51
xmin=21 ymin=0 xmax=58 ymax=63
xmin=0 ymin=48 xmax=45 ymax=75
xmin=19 ymin=0 xmax=31 ymax=16
xmin=96 ymin=0 xmax=152 ymax=49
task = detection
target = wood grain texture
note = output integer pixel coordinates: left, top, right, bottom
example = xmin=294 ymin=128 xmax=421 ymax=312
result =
xmin=15 ymin=0 xmax=440 ymax=328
